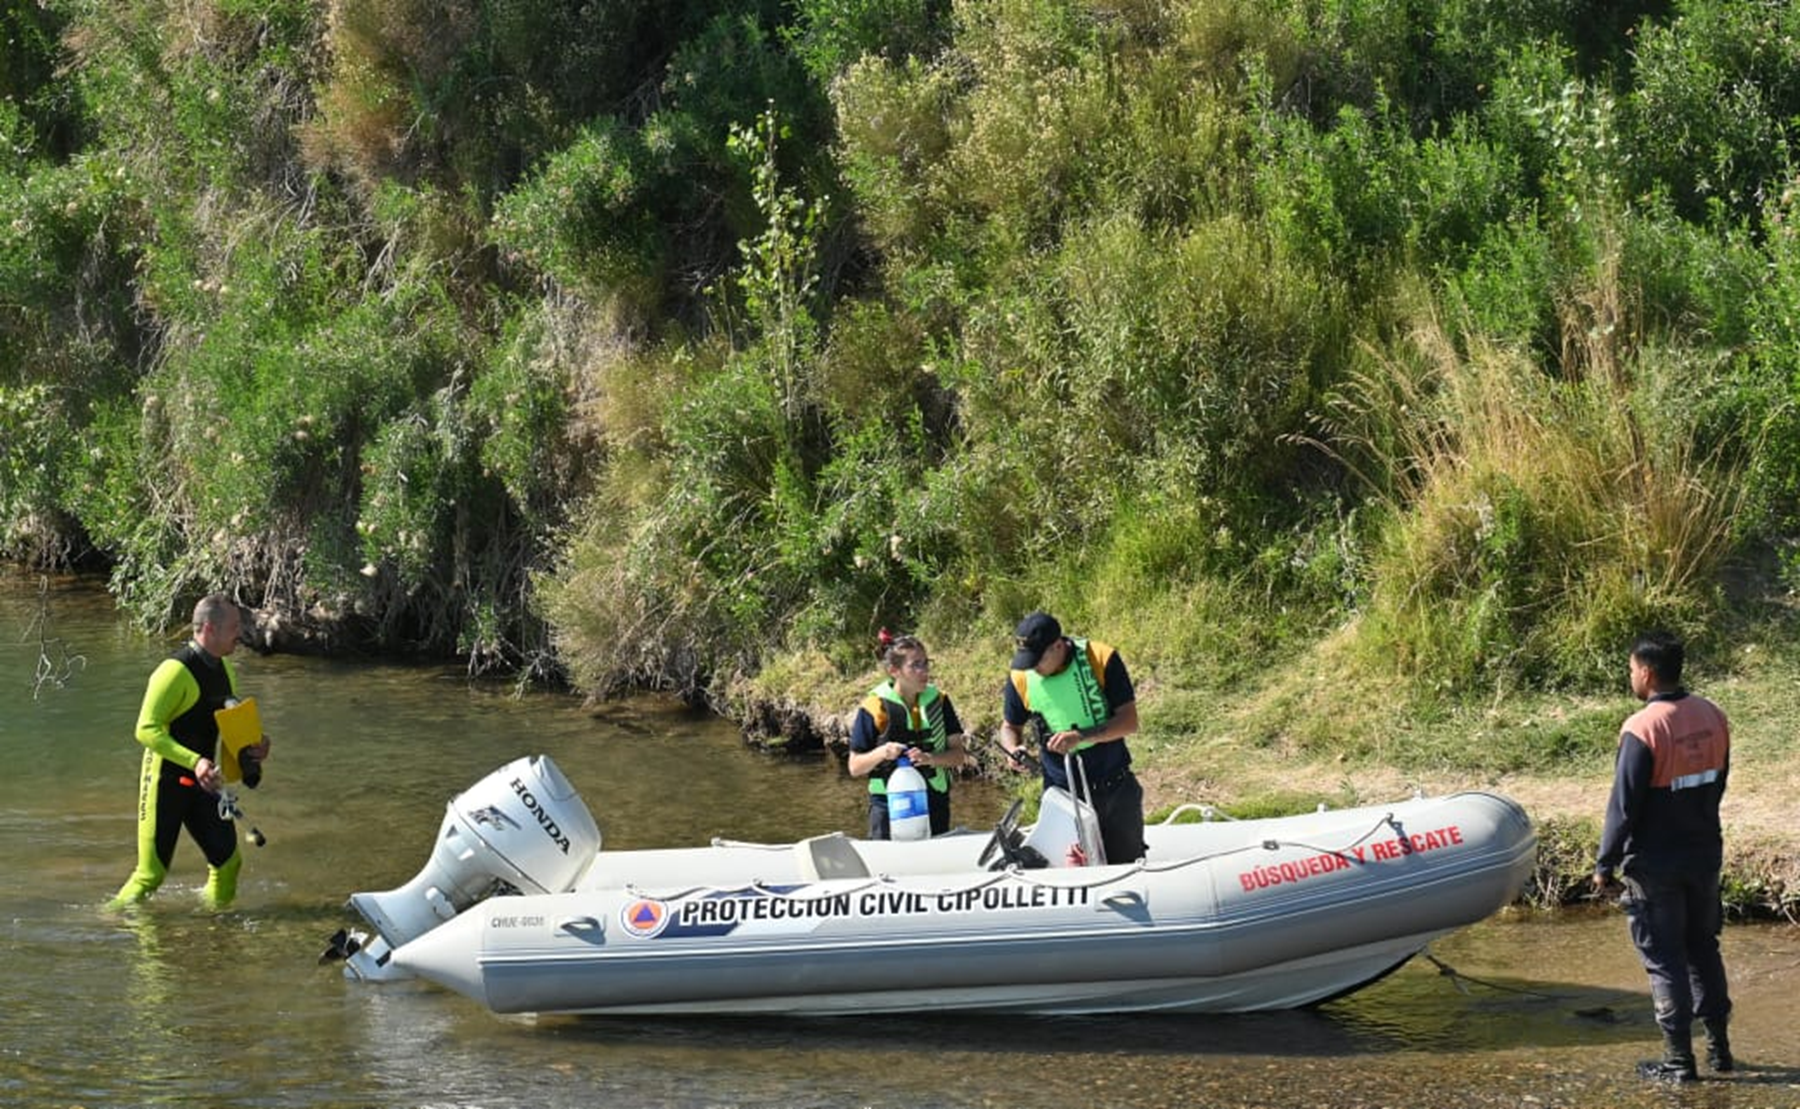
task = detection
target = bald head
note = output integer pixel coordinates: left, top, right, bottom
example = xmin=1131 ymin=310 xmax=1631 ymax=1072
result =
xmin=192 ymin=593 xmax=242 ymax=657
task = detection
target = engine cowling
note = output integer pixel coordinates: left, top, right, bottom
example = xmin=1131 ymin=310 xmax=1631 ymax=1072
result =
xmin=348 ymin=754 xmax=601 ymax=951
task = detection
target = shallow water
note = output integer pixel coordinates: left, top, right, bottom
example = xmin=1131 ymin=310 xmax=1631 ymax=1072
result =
xmin=2 ymin=572 xmax=1796 ymax=1108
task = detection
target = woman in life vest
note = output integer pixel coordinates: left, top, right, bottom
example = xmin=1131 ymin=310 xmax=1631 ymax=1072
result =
xmin=846 ymin=630 xmax=970 ymax=838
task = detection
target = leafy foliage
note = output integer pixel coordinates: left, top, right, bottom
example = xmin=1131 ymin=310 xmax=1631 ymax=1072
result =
xmin=2 ymin=0 xmax=1798 ymax=713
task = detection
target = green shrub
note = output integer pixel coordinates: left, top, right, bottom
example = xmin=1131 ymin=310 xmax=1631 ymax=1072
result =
xmin=468 ymin=314 xmax=579 ymax=532
xmin=1526 ymin=815 xmax=1602 ymax=909
xmin=946 ymin=24 xmax=1109 ymax=244
xmin=1 ymin=2 xmax=80 ymax=157
xmin=1444 ymin=213 xmax=1559 ymax=356
xmin=786 ymin=0 xmax=946 ymax=82
xmin=0 ymin=153 xmax=139 ymax=386
xmin=0 ymin=382 xmax=77 ymax=560
xmin=490 ymin=118 xmax=672 ymax=308
xmin=1257 ymin=93 xmax=1527 ymax=284
xmin=1625 ymin=1 xmax=1800 ymax=223
xmin=949 ymin=210 xmax=1338 ymax=560
xmin=1739 ymin=179 xmax=1800 ymax=575
xmin=1337 ymin=303 xmax=1740 ymax=690
xmin=831 ymin=55 xmax=960 ymax=254
xmin=305 ymin=0 xmax=689 ymax=197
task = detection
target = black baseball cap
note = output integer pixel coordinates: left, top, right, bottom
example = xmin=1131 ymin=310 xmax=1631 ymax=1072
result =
xmin=1011 ymin=612 xmax=1062 ymax=669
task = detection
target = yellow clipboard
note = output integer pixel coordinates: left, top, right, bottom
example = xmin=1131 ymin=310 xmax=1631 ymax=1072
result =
xmin=214 ymin=697 xmax=263 ymax=784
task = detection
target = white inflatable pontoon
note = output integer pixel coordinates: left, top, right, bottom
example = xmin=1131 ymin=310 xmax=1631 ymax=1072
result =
xmin=330 ymin=755 xmax=1536 ymax=1016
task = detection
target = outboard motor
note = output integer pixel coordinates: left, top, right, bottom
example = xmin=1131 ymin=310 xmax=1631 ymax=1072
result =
xmin=337 ymin=754 xmax=600 ymax=982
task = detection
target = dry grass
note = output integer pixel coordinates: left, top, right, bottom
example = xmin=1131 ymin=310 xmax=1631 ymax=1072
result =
xmin=1305 ymin=269 xmax=1743 ymax=690
xmin=1130 ymin=629 xmax=1800 ymax=916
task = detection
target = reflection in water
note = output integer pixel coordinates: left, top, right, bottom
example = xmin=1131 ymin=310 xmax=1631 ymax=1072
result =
xmin=120 ymin=909 xmax=178 ymax=1086
xmin=3 ymin=573 xmax=1799 ymax=1109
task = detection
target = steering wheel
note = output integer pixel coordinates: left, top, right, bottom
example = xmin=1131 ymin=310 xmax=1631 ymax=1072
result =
xmin=978 ymin=799 xmax=1032 ymax=870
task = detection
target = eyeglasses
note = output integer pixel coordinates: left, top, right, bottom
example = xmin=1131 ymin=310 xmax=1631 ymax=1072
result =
xmin=902 ymin=658 xmax=932 ymax=672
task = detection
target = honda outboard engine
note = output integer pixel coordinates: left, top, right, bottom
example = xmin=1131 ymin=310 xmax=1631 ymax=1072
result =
xmin=338 ymin=754 xmax=600 ymax=981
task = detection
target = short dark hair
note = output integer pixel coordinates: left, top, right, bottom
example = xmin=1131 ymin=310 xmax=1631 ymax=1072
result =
xmin=1630 ymin=630 xmax=1684 ymax=686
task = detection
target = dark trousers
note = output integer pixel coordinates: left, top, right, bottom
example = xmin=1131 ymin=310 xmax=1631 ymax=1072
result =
xmin=867 ymin=787 xmax=952 ymax=840
xmin=1621 ymin=864 xmax=1732 ymax=1037
xmin=1090 ymin=771 xmax=1145 ymax=863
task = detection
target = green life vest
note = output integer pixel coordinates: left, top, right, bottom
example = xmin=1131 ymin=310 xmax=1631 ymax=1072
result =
xmin=1020 ymin=636 xmax=1109 ymax=751
xmin=865 ymin=680 xmax=951 ymax=794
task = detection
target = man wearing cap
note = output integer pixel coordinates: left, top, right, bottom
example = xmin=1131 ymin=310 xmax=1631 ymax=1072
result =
xmin=998 ymin=612 xmax=1145 ymax=863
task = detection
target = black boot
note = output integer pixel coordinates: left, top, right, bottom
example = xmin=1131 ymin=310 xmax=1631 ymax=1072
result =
xmin=1703 ymin=1017 xmax=1734 ymax=1073
xmin=1636 ymin=1030 xmax=1697 ymax=1083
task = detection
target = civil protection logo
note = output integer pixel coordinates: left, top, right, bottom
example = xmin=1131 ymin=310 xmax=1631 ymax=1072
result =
xmin=620 ymin=898 xmax=670 ymax=939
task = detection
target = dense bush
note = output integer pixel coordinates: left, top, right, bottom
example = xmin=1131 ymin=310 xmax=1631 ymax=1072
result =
xmin=4 ymin=0 xmax=1799 ymax=708
xmin=1624 ymin=2 xmax=1800 ymax=224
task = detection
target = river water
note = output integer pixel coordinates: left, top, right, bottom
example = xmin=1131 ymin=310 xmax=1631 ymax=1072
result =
xmin=2 ymin=571 xmax=1796 ymax=1109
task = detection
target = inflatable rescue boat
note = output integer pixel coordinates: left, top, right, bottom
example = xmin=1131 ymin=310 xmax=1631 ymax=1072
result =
xmin=329 ymin=755 xmax=1536 ymax=1016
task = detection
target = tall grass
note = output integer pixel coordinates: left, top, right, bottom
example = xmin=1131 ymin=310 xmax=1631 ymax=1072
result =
xmin=1327 ymin=260 xmax=1742 ymax=691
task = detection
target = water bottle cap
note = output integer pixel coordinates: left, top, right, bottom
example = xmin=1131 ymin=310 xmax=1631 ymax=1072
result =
xmin=896 ymin=755 xmax=911 ymax=767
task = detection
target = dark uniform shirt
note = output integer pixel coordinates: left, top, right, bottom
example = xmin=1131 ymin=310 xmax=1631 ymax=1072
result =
xmin=1596 ymin=690 xmax=1731 ymax=878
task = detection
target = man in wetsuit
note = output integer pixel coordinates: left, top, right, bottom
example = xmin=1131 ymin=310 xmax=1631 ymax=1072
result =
xmin=111 ymin=594 xmax=270 ymax=909
xmin=1592 ymin=630 xmax=1733 ymax=1082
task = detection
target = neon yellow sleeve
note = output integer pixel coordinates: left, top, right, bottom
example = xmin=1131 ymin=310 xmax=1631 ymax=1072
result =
xmin=135 ymin=658 xmax=202 ymax=769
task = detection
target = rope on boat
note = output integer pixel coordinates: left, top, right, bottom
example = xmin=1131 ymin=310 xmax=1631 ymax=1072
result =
xmin=625 ymin=812 xmax=1419 ymax=903
xmin=1421 ymin=951 xmax=1558 ymax=1000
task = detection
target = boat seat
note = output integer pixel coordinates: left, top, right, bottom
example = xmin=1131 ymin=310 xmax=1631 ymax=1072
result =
xmin=795 ymin=833 xmax=871 ymax=880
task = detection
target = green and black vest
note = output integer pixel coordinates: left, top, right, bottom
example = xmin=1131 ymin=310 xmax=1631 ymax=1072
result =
xmin=1017 ymin=636 xmax=1110 ymax=747
xmin=863 ymin=680 xmax=951 ymax=795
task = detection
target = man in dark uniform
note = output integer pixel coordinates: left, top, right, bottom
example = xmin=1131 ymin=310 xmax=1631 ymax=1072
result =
xmin=110 ymin=594 xmax=270 ymax=909
xmin=998 ymin=612 xmax=1144 ymax=863
xmin=1593 ymin=630 xmax=1733 ymax=1082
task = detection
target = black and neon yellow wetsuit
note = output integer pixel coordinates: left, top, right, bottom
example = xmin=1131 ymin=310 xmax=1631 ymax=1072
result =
xmin=111 ymin=643 xmax=245 ymax=908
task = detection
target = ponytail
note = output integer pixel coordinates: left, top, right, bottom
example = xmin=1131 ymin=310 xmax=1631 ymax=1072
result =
xmin=876 ymin=627 xmax=925 ymax=669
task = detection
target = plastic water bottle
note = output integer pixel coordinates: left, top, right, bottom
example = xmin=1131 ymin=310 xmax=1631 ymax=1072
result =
xmin=886 ymin=756 xmax=930 ymax=841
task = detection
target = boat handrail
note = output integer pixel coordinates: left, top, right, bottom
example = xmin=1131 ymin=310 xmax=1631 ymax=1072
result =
xmin=622 ymin=811 xmax=1420 ymax=903
xmin=707 ymin=837 xmax=795 ymax=851
xmin=1157 ymin=803 xmax=1234 ymax=824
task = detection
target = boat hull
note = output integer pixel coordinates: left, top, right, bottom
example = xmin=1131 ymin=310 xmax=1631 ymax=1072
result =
xmin=382 ymin=790 xmax=1536 ymax=1016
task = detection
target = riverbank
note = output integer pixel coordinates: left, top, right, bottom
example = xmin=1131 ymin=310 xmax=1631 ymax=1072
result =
xmin=734 ymin=625 xmax=1800 ymax=920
